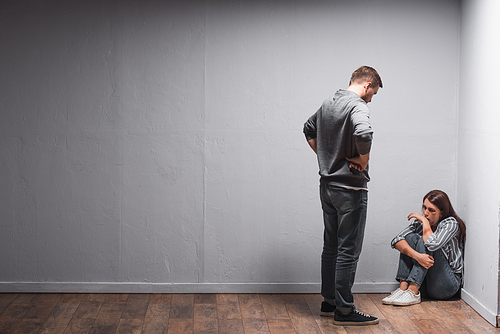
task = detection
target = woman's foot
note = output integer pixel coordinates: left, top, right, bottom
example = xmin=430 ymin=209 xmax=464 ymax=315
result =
xmin=392 ymin=289 xmax=421 ymax=306
xmin=382 ymin=288 xmax=405 ymax=305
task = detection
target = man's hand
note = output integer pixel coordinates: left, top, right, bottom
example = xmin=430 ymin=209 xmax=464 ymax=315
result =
xmin=346 ymin=153 xmax=369 ymax=171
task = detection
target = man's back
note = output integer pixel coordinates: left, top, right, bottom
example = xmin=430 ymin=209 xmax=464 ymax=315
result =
xmin=303 ymin=89 xmax=373 ymax=189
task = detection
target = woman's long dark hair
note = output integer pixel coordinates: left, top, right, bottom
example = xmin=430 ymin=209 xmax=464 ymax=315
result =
xmin=424 ymin=190 xmax=466 ymax=244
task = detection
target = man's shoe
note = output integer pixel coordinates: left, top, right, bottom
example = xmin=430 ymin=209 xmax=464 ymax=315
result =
xmin=320 ymin=301 xmax=336 ymax=317
xmin=382 ymin=288 xmax=405 ymax=305
xmin=392 ymin=289 xmax=421 ymax=306
xmin=333 ymin=309 xmax=379 ymax=326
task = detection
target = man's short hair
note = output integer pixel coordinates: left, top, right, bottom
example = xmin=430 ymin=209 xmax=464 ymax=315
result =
xmin=349 ymin=66 xmax=383 ymax=88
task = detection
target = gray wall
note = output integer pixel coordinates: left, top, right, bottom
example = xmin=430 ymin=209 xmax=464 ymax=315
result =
xmin=458 ymin=0 xmax=500 ymax=326
xmin=1 ymin=0 xmax=461 ymax=292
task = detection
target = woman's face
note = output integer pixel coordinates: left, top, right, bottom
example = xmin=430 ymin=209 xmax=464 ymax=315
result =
xmin=423 ymin=198 xmax=442 ymax=226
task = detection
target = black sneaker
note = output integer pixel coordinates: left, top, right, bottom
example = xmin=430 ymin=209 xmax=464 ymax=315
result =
xmin=320 ymin=301 xmax=336 ymax=317
xmin=333 ymin=309 xmax=379 ymax=326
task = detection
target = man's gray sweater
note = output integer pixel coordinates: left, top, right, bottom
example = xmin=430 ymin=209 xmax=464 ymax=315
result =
xmin=303 ymin=89 xmax=373 ymax=189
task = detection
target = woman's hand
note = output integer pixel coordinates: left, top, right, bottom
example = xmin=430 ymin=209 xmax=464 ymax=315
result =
xmin=415 ymin=253 xmax=434 ymax=269
xmin=407 ymin=212 xmax=426 ymax=222
xmin=408 ymin=212 xmax=433 ymax=242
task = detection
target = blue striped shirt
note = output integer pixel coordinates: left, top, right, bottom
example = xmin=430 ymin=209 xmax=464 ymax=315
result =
xmin=390 ymin=217 xmax=463 ymax=274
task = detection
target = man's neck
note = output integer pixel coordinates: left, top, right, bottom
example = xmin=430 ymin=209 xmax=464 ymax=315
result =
xmin=346 ymin=84 xmax=364 ymax=98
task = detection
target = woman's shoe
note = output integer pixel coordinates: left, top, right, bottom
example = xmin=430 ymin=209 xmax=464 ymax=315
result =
xmin=382 ymin=288 xmax=405 ymax=305
xmin=392 ymin=289 xmax=421 ymax=306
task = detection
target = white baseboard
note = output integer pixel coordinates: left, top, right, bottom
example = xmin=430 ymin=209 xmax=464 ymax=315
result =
xmin=461 ymin=288 xmax=498 ymax=327
xmin=0 ymin=282 xmax=399 ymax=294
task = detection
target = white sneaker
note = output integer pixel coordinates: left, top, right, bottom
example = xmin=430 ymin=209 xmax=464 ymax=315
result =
xmin=392 ymin=289 xmax=421 ymax=306
xmin=382 ymin=288 xmax=405 ymax=305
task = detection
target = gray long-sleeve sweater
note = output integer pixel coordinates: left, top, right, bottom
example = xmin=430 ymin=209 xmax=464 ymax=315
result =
xmin=303 ymin=89 xmax=373 ymax=189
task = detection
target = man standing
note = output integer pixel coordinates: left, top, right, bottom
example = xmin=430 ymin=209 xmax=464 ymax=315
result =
xmin=303 ymin=66 xmax=382 ymax=326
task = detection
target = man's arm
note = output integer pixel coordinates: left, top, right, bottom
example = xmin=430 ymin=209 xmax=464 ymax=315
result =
xmin=307 ymin=138 xmax=317 ymax=154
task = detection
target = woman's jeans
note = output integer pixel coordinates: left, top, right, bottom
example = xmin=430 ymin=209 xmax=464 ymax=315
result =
xmin=396 ymin=233 xmax=461 ymax=300
xmin=320 ymin=184 xmax=368 ymax=313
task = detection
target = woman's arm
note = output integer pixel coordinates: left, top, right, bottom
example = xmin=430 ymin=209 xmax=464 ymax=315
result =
xmin=425 ymin=217 xmax=459 ymax=251
xmin=407 ymin=212 xmax=433 ymax=242
xmin=394 ymin=239 xmax=434 ymax=269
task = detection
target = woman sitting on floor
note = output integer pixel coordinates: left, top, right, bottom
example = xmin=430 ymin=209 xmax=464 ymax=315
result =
xmin=382 ymin=190 xmax=466 ymax=306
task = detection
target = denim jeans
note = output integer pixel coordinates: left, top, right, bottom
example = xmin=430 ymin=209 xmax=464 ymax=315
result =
xmin=320 ymin=184 xmax=368 ymax=313
xmin=395 ymin=233 xmax=461 ymax=300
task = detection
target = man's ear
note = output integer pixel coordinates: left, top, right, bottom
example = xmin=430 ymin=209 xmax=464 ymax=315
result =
xmin=364 ymin=81 xmax=372 ymax=91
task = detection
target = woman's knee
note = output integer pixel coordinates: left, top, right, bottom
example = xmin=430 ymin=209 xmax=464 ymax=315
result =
xmin=404 ymin=233 xmax=423 ymax=247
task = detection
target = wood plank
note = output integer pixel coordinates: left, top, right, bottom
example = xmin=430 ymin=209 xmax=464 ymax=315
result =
xmin=369 ymin=318 xmax=399 ymax=334
xmin=267 ymin=319 xmax=296 ymax=334
xmin=38 ymin=294 xmax=84 ymax=334
xmin=83 ymin=294 xmax=107 ymax=302
xmin=194 ymin=297 xmax=218 ymax=334
xmin=0 ymin=294 xmax=39 ymax=333
xmin=63 ymin=294 xmax=105 ymax=334
xmin=121 ymin=293 xmax=150 ymax=320
xmin=88 ymin=296 xmax=127 ymax=334
xmin=195 ymin=294 xmax=217 ymax=305
xmin=23 ymin=294 xmax=62 ymax=319
xmin=170 ymin=294 xmax=194 ymax=319
xmin=11 ymin=293 xmax=62 ymax=334
xmin=195 ymin=303 xmax=217 ymax=319
xmin=242 ymin=318 xmax=271 ymax=334
xmin=260 ymin=294 xmax=289 ymax=320
xmin=441 ymin=299 xmax=483 ymax=320
xmin=0 ymin=294 xmax=18 ymax=315
xmin=149 ymin=293 xmax=172 ymax=305
xmin=369 ymin=295 xmax=424 ymax=334
xmin=238 ymin=294 xmax=266 ymax=320
xmin=283 ymin=294 xmax=322 ymax=334
xmin=420 ymin=299 xmax=472 ymax=333
xmin=104 ymin=293 xmax=128 ymax=304
xmin=115 ymin=318 xmax=143 ymax=334
xmin=239 ymin=295 xmax=271 ymax=334
xmin=218 ymin=319 xmax=244 ymax=334
xmin=167 ymin=318 xmax=194 ymax=334
xmin=142 ymin=303 xmax=171 ymax=334
xmin=217 ymin=294 xmax=241 ymax=320
xmin=194 ymin=317 xmax=218 ymax=334
xmin=344 ymin=325 xmax=375 ymax=334
xmin=461 ymin=318 xmax=500 ymax=333
xmin=413 ymin=318 xmax=448 ymax=334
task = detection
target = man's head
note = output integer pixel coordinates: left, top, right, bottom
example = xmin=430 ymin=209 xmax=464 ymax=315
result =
xmin=348 ymin=66 xmax=382 ymax=103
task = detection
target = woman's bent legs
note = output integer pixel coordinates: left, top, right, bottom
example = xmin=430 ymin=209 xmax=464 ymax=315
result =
xmin=395 ymin=233 xmax=429 ymax=287
xmin=393 ymin=232 xmax=461 ymax=300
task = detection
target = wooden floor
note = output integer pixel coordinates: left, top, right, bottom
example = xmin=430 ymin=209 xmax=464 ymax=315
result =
xmin=0 ymin=293 xmax=498 ymax=333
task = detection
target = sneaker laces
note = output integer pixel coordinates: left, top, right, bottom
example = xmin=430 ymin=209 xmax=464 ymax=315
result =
xmin=354 ymin=310 xmax=372 ymax=318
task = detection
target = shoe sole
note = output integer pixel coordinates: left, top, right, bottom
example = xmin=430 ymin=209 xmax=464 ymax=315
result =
xmin=333 ymin=319 xmax=379 ymax=326
xmin=392 ymin=300 xmax=421 ymax=306
xmin=320 ymin=311 xmax=335 ymax=317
